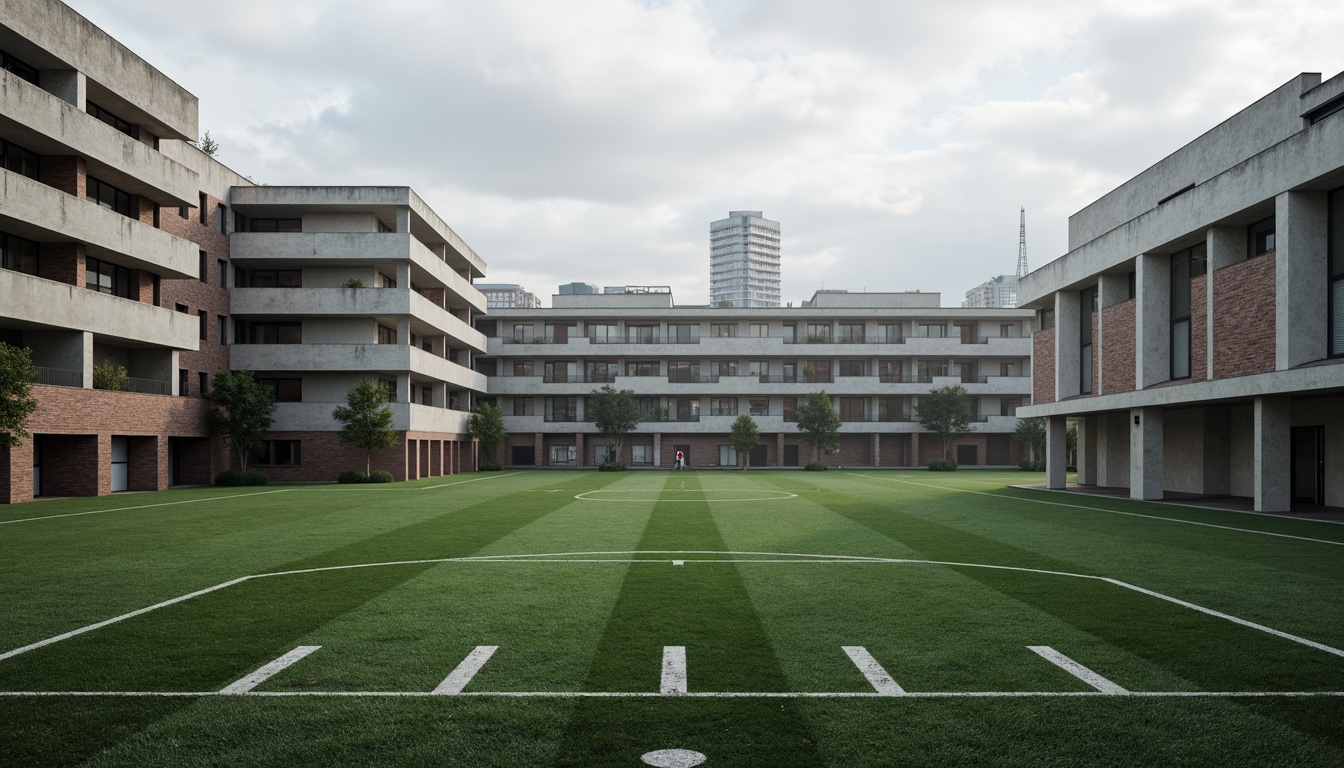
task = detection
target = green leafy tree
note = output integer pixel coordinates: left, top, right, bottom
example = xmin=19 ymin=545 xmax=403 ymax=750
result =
xmin=1013 ymin=416 xmax=1046 ymax=461
xmin=92 ymin=360 xmax=128 ymax=391
xmin=470 ymin=401 xmax=507 ymax=467
xmin=917 ymin=385 xmax=974 ymax=461
xmin=795 ymin=391 xmax=841 ymax=463
xmin=588 ymin=385 xmax=640 ymax=463
xmin=205 ymin=370 xmax=276 ymax=472
xmin=333 ymin=379 xmax=399 ymax=475
xmin=729 ymin=414 xmax=760 ymax=470
xmin=0 ymin=342 xmax=39 ymax=448
xmin=198 ymin=131 xmax=219 ymax=157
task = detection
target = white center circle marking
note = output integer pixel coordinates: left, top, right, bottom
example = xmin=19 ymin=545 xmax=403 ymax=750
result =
xmin=641 ymin=749 xmax=707 ymax=767
xmin=574 ymin=490 xmax=797 ymax=502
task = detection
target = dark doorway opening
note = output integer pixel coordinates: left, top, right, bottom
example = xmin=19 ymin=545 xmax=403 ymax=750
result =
xmin=783 ymin=445 xmax=800 ymax=467
xmin=956 ymin=444 xmax=979 ymax=466
xmin=1291 ymin=426 xmax=1325 ymax=505
xmin=749 ymin=443 xmax=768 ymax=468
xmin=511 ymin=445 xmax=536 ymax=466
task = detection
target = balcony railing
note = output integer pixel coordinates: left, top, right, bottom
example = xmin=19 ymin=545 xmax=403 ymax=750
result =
xmin=541 ymin=372 xmax=619 ymax=383
xmin=758 ymin=374 xmax=833 ymax=384
xmin=668 ymin=373 xmax=720 ymax=384
xmin=784 ymin=335 xmax=904 ymax=344
xmin=36 ymin=366 xmax=82 ymax=388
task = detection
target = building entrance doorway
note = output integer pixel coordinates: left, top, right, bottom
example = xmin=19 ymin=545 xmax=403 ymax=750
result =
xmin=749 ymin=443 xmax=768 ymax=467
xmin=783 ymin=445 xmax=800 ymax=467
xmin=1291 ymin=426 xmax=1325 ymax=505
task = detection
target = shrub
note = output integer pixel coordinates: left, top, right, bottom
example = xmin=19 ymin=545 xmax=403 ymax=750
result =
xmin=1019 ymin=459 xmax=1045 ymax=471
xmin=479 ymin=460 xmax=503 ymax=471
xmin=338 ymin=469 xmax=368 ymax=484
xmin=598 ymin=460 xmax=627 ymax=472
xmin=342 ymin=277 xmax=365 ymax=288
xmin=216 ymin=470 xmax=268 ymax=486
xmin=928 ymin=459 xmax=958 ymax=472
xmin=368 ymin=470 xmax=394 ymax=483
xmin=804 ymin=462 xmax=828 ymax=471
xmin=92 ymin=361 xmax=128 ymax=391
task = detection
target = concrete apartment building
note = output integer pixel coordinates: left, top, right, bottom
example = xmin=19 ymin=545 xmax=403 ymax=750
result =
xmin=709 ymin=211 xmax=781 ymax=308
xmin=477 ymin=283 xmax=542 ymax=309
xmin=962 ymin=274 xmax=1019 ymax=309
xmin=478 ymin=289 xmax=1033 ymax=469
xmin=0 ymin=0 xmax=488 ymax=501
xmin=1017 ymin=72 xmax=1344 ymax=512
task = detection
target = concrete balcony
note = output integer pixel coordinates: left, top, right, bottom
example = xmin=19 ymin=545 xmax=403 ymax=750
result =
xmin=1 ymin=70 xmax=197 ymax=205
xmin=268 ymin=401 xmax=472 ymax=433
xmin=229 ymin=287 xmax=486 ymax=351
xmin=229 ymin=343 xmax=486 ymax=391
xmin=229 ymin=233 xmax=487 ymax=313
xmin=0 ymin=169 xmax=198 ymax=278
xmin=0 ymin=269 xmax=198 ymax=349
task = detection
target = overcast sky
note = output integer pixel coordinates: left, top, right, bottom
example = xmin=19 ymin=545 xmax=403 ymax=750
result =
xmin=67 ymin=0 xmax=1344 ymax=307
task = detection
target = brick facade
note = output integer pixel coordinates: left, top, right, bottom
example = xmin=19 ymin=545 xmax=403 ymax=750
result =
xmin=1213 ymin=253 xmax=1277 ymax=379
xmin=158 ymin=194 xmax=232 ymax=398
xmin=1099 ymin=299 xmax=1135 ymax=395
xmin=239 ymin=430 xmax=473 ymax=484
xmin=38 ymin=155 xmax=84 ymax=198
xmin=1032 ymin=328 xmax=1056 ymax=404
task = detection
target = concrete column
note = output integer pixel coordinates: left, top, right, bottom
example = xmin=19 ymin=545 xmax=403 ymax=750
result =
xmin=1045 ymin=416 xmax=1068 ymax=489
xmin=81 ymin=332 xmax=94 ymax=389
xmin=1253 ymin=397 xmax=1291 ymax=512
xmin=1054 ymin=290 xmax=1081 ymax=400
xmin=396 ymin=373 xmax=411 ymax=403
xmin=1276 ymin=191 xmax=1329 ymax=370
xmin=872 ymin=433 xmax=881 ymax=467
xmin=1130 ymin=407 xmax=1164 ymax=500
xmin=1096 ymin=412 xmax=1129 ymax=488
xmin=395 ymin=207 xmax=411 ymax=234
xmin=396 ymin=317 xmax=412 ymax=347
xmin=1136 ymin=252 xmax=1171 ymax=389
xmin=40 ymin=69 xmax=85 ymax=108
xmin=1076 ymin=415 xmax=1097 ymax=486
xmin=653 ymin=432 xmax=662 ymax=467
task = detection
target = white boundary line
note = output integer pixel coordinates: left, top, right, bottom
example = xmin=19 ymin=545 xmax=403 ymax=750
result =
xmin=843 ymin=646 xmax=905 ymax=695
xmin=1006 ymin=484 xmax=1344 ymax=526
xmin=221 ymin=646 xmax=321 ymax=693
xmin=1028 ymin=646 xmax=1128 ymax=694
xmin=3 ymin=551 xmax=1342 ymax=663
xmin=661 ymin=646 xmax=688 ymax=695
xmin=433 ymin=645 xmax=498 ymax=694
xmin=0 ymin=490 xmax=293 ymax=526
xmin=2 ymin=689 xmax=1342 ymax=699
xmin=574 ymin=490 xmax=798 ymax=502
xmin=846 ymin=473 xmax=1344 ymax=547
xmin=419 ymin=473 xmax=519 ymax=490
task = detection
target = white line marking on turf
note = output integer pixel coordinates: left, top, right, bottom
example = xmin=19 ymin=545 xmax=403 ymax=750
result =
xmin=1028 ymin=646 xmax=1128 ymax=694
xmin=433 ymin=646 xmax=498 ymax=694
xmin=0 ymin=490 xmax=292 ymax=526
xmin=221 ymin=646 xmax=320 ymax=693
xmin=642 ymin=748 xmax=707 ymax=767
xmin=574 ymin=490 xmax=797 ymax=502
xmin=419 ymin=473 xmax=519 ymax=490
xmin=5 ymin=551 xmax=1342 ymax=664
xmin=846 ymin=473 xmax=1344 ymax=547
xmin=4 ymin=689 xmax=1344 ymax=698
xmin=661 ymin=646 xmax=688 ymax=695
xmin=673 ymin=560 xmax=685 ymax=566
xmin=843 ymin=646 xmax=905 ymax=695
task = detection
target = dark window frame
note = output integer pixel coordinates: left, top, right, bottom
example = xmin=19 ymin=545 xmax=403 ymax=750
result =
xmin=88 ymin=176 xmax=133 ymax=218
xmin=1248 ymin=216 xmax=1276 ymax=258
xmin=1329 ymin=188 xmax=1344 ymax=358
xmin=1 ymin=138 xmax=40 ymax=180
xmin=0 ymin=231 xmax=39 ymax=275
xmin=85 ymin=256 xmax=134 ymax=299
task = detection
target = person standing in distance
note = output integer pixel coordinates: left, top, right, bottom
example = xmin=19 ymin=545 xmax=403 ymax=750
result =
xmin=674 ymin=449 xmax=685 ymax=471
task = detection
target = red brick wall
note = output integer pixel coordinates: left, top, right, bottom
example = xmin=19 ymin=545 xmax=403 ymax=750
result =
xmin=1189 ymin=274 xmax=1208 ymax=383
xmin=242 ymin=431 xmax=471 ymax=483
xmin=158 ymin=193 xmax=232 ymax=397
xmin=37 ymin=435 xmax=101 ymax=497
xmin=1100 ymin=299 xmax=1136 ymax=395
xmin=1213 ymin=253 xmax=1277 ymax=379
xmin=39 ymin=155 xmax=84 ymax=197
xmin=1033 ymin=328 xmax=1055 ymax=404
xmin=38 ymin=242 xmax=85 ymax=287
xmin=126 ymin=436 xmax=165 ymax=492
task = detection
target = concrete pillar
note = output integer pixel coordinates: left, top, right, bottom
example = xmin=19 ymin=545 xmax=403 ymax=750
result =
xmin=1096 ymin=412 xmax=1130 ymax=488
xmin=1076 ymin=415 xmax=1097 ymax=486
xmin=40 ymin=69 xmax=85 ymax=108
xmin=395 ymin=207 xmax=411 ymax=233
xmin=1276 ymin=191 xmax=1329 ymax=370
xmin=1136 ymin=253 xmax=1171 ymax=389
xmin=872 ymin=433 xmax=881 ymax=467
xmin=396 ymin=373 xmax=411 ymax=403
xmin=653 ymin=432 xmax=662 ymax=467
xmin=1130 ymin=407 xmax=1164 ymax=500
xmin=1045 ymin=416 xmax=1068 ymax=489
xmin=1054 ymin=290 xmax=1081 ymax=401
xmin=81 ymin=332 xmax=94 ymax=389
xmin=1253 ymin=397 xmax=1291 ymax=512
xmin=96 ymin=433 xmax=112 ymax=497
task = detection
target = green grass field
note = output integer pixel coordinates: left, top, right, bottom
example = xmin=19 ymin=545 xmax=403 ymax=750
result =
xmin=3 ymin=469 xmax=1344 ymax=767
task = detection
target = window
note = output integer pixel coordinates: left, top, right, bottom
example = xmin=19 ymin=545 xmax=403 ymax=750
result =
xmin=235 ymin=211 xmax=248 ymax=232
xmin=513 ymin=397 xmax=534 ymax=416
xmin=1000 ymin=323 xmax=1016 ymax=338
xmin=878 ymin=397 xmax=908 ymax=422
xmin=586 ymin=361 xmax=618 ymax=382
xmin=594 ymin=443 xmax=613 ymax=465
xmin=218 ymin=260 xmax=228 ymax=288
xmin=782 ymin=398 xmax=797 ymax=422
xmin=179 ymin=369 xmax=188 ymax=396
xmin=627 ymin=325 xmax=656 ymax=343
xmin=748 ymin=360 xmax=768 ymax=378
xmin=218 ymin=204 xmax=228 ymax=234
xmin=716 ymin=361 xmax=737 ymax=377
xmin=749 ymin=323 xmax=769 ymax=337
xmin=255 ymin=378 xmax=301 ymax=402
xmin=549 ymin=445 xmax=576 ymax=465
xmin=546 ymin=397 xmax=577 ymax=422
xmin=626 ymin=361 xmax=660 ymax=376
xmin=1000 ymin=397 xmax=1021 ymax=416
xmin=806 ymin=360 xmax=831 ymax=382
xmin=380 ymin=379 xmax=398 ymax=403
xmin=669 ymin=324 xmax=700 ymax=343
xmin=589 ymin=324 xmax=619 ymax=343
xmin=218 ymin=316 xmax=227 ymax=345
xmin=918 ymin=323 xmax=945 ymax=338
xmin=544 ymin=361 xmax=576 ymax=382
xmin=631 ymin=445 xmax=652 ymax=465
xmin=749 ymin=398 xmax=769 ymax=416
xmin=1038 ymin=309 xmax=1055 ymax=331
xmin=176 ymin=303 xmax=189 ymax=314
xmin=878 ymin=360 xmax=901 ymax=382
xmin=1 ymin=48 xmax=39 ymax=85
xmin=179 ymin=205 xmax=188 ymax=219
xmin=251 ymin=440 xmax=301 ymax=467
xmin=513 ymin=324 xmax=535 ymax=343
xmin=711 ymin=323 xmax=737 ymax=337
xmin=198 ymin=193 xmax=207 ymax=225
xmin=672 ymin=397 xmax=700 ymax=421
xmin=668 ymin=361 xmax=700 ymax=382
xmin=838 ymin=323 xmax=864 ymax=343
xmin=1169 ymin=247 xmax=1202 ymax=380
xmin=245 ymin=322 xmax=302 ymax=344
xmin=953 ymin=360 xmax=977 ymax=384
xmin=378 ymin=219 xmax=394 ymax=233
xmin=85 ymin=257 xmax=134 ymax=298
xmin=1000 ymin=362 xmax=1017 ymax=377
xmin=805 ymin=323 xmax=832 ymax=342
xmin=0 ymin=232 xmax=38 ymax=275
xmin=838 ymin=398 xmax=867 ymax=421
xmin=838 ymin=360 xmax=865 ymax=377
xmin=782 ymin=325 xmax=797 ymax=343
xmin=917 ymin=360 xmax=947 ymax=381
xmin=1 ymin=138 xmax=39 ymax=180
xmin=198 ymin=310 xmax=207 ymax=340
xmin=1248 ymin=217 xmax=1276 ymax=258
xmin=544 ymin=323 xmax=575 ymax=344
xmin=199 ymin=251 xmax=208 ymax=282
xmin=378 ymin=325 xmax=397 ymax=345
xmin=876 ymin=323 xmax=900 ymax=343
xmin=88 ymin=177 xmax=132 ymax=217
xmin=709 ymin=398 xmax=737 ymax=416
xmin=781 ymin=361 xmax=797 ymax=382
xmin=513 ymin=360 xmax=535 ymax=377
xmin=718 ymin=445 xmax=738 ymax=467
xmin=1080 ymin=285 xmax=1096 ymax=393
xmin=248 ymin=218 xmax=302 ymax=233
xmin=1329 ymin=188 xmax=1344 ymax=357
xmin=637 ymin=397 xmax=659 ymax=419
xmin=198 ymin=372 xmax=208 ymax=397
xmin=87 ymin=101 xmax=135 ymax=136
xmin=378 ymin=272 xmax=398 ymax=289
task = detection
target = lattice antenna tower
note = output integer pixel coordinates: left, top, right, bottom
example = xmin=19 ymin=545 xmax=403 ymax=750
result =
xmin=1015 ymin=207 xmax=1028 ymax=278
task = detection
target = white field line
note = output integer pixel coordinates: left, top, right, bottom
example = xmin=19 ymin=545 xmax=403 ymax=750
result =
xmin=847 ymin=474 xmax=1344 ymax=547
xmin=0 ymin=490 xmax=293 ymax=526
xmin=418 ymin=473 xmax=519 ymax=490
xmin=843 ymin=646 xmax=905 ymax=695
xmin=4 ymin=690 xmax=1344 ymax=699
xmin=433 ymin=646 xmax=498 ymax=694
xmin=661 ymin=646 xmax=688 ymax=695
xmin=574 ymin=491 xmax=798 ymax=502
xmin=221 ymin=646 xmax=321 ymax=693
xmin=1006 ymin=484 xmax=1344 ymax=527
xmin=1028 ymin=646 xmax=1128 ymax=694
xmin=4 ymin=551 xmax=1343 ymax=663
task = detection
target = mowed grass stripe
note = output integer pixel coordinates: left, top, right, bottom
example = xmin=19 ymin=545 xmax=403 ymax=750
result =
xmin=0 ymin=474 xmax=619 ymax=692
xmin=553 ymin=472 xmax=823 ymax=766
xmin=780 ymin=473 xmax=1344 ymax=693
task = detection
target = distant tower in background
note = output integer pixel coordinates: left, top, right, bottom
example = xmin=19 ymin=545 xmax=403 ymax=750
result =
xmin=710 ymin=211 xmax=781 ymax=307
xmin=1016 ymin=207 xmax=1029 ymax=278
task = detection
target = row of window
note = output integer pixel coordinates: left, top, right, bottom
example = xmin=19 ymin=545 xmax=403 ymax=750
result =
xmin=1 ymin=138 xmax=39 ymax=180
xmin=514 ymin=395 xmax=1021 ymax=421
xmin=512 ymin=359 xmax=1021 ymax=379
xmin=0 ymin=232 xmax=39 ymax=275
xmin=1 ymin=48 xmax=38 ymax=85
xmin=521 ymin=322 xmax=1021 ymax=343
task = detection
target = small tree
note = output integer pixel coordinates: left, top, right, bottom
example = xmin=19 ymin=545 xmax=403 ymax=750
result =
xmin=588 ymin=385 xmax=639 ymax=464
xmin=729 ymin=414 xmax=760 ymax=470
xmin=470 ymin=401 xmax=507 ymax=468
xmin=1014 ymin=416 xmax=1046 ymax=462
xmin=205 ymin=370 xmax=276 ymax=472
xmin=917 ymin=385 xmax=973 ymax=461
xmin=198 ymin=131 xmax=219 ymax=157
xmin=333 ymin=379 xmax=399 ymax=475
xmin=92 ymin=360 xmax=128 ymax=391
xmin=0 ymin=342 xmax=39 ymax=448
xmin=795 ymin=391 xmax=841 ymax=463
